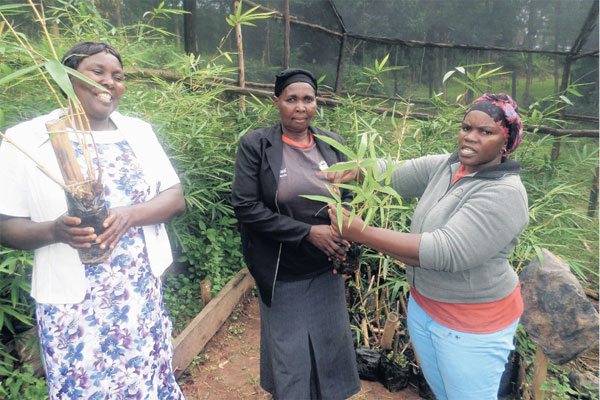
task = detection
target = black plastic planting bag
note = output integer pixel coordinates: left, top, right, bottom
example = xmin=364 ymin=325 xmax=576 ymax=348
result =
xmin=355 ymin=348 xmax=410 ymax=392
xmin=355 ymin=348 xmax=381 ymax=381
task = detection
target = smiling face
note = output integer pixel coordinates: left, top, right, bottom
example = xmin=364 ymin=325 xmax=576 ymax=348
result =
xmin=458 ymin=110 xmax=508 ymax=173
xmin=70 ymin=51 xmax=126 ymax=130
xmin=274 ymin=82 xmax=317 ymax=138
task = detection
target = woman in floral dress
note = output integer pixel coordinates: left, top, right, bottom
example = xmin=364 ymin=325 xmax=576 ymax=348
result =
xmin=0 ymin=42 xmax=185 ymax=399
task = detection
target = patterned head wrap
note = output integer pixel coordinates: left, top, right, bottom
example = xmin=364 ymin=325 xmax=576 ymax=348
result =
xmin=467 ymin=93 xmax=523 ymax=156
xmin=274 ymin=68 xmax=317 ymax=97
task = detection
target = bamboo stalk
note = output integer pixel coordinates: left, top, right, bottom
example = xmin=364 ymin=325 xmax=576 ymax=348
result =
xmin=0 ymin=14 xmax=65 ymax=110
xmin=380 ymin=311 xmax=400 ymax=350
xmin=46 ymin=119 xmax=85 ymax=186
xmin=360 ymin=318 xmax=370 ymax=348
xmin=28 ymin=0 xmax=58 ymax=59
xmin=234 ymin=0 xmax=246 ymax=112
xmin=66 ymin=103 xmax=100 ymax=184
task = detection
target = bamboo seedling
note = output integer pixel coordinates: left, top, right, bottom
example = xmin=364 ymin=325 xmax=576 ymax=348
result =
xmin=1 ymin=2 xmax=114 ymax=262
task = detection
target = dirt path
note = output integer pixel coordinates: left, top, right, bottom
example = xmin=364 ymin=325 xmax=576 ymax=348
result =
xmin=179 ymin=293 xmax=423 ymax=400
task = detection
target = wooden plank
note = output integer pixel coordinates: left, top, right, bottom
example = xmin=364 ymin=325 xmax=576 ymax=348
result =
xmin=172 ymin=268 xmax=255 ymax=377
xmin=531 ymin=347 xmax=549 ymax=400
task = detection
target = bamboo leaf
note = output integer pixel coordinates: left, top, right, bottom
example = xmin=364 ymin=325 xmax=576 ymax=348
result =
xmin=442 ymin=70 xmax=455 ymax=84
xmin=336 ymin=206 xmax=344 ymax=232
xmin=0 ymin=4 xmax=29 ymax=12
xmin=314 ymin=134 xmax=357 ymax=159
xmin=299 ymin=194 xmax=336 ymax=204
xmin=0 ymin=62 xmax=44 ymax=86
xmin=324 ymin=161 xmax=360 ymax=172
xmin=44 ymin=59 xmax=78 ymax=101
xmin=559 ymin=95 xmax=573 ymax=106
xmin=63 ymin=65 xmax=110 ymax=93
xmin=336 ymin=183 xmax=361 ymax=192
xmin=356 ymin=132 xmax=368 ymax=159
xmin=363 ymin=207 xmax=376 ymax=227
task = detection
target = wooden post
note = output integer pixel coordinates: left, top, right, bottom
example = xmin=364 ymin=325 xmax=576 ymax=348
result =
xmin=113 ymin=0 xmax=123 ymax=27
xmin=329 ymin=0 xmax=347 ymax=94
xmin=380 ymin=311 xmax=399 ymax=350
xmin=200 ymin=279 xmax=212 ymax=306
xmin=172 ymin=268 xmax=255 ymax=377
xmin=511 ymin=70 xmax=517 ymax=100
xmin=334 ymin=34 xmax=346 ymax=94
xmin=427 ymin=49 xmax=433 ymax=98
xmin=588 ymin=166 xmax=599 ymax=218
xmin=283 ymin=0 xmax=290 ymax=69
xmin=234 ymin=0 xmax=246 ymax=111
xmin=531 ymin=347 xmax=549 ymax=400
xmin=183 ymin=0 xmax=198 ymax=54
xmin=393 ymin=45 xmax=399 ymax=95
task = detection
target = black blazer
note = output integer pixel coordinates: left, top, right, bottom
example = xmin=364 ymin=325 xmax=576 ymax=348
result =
xmin=231 ymin=123 xmax=351 ymax=306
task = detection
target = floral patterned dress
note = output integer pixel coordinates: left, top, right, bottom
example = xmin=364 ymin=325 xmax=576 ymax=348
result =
xmin=36 ymin=130 xmax=184 ymax=399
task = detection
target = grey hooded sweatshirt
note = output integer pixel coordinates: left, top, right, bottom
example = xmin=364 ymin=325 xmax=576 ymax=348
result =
xmin=384 ymin=152 xmax=528 ymax=303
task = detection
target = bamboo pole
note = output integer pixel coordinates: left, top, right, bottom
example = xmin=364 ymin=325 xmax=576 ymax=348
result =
xmin=283 ymin=0 xmax=290 ymax=69
xmin=46 ymin=119 xmax=85 ymax=186
xmin=587 ymin=166 xmax=598 ymax=218
xmin=234 ymin=0 xmax=246 ymax=111
xmin=360 ymin=318 xmax=370 ymax=348
xmin=380 ymin=311 xmax=399 ymax=350
xmin=334 ymin=34 xmax=346 ymax=94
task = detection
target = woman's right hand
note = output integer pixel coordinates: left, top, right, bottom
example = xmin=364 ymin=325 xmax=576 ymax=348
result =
xmin=322 ymin=162 xmax=361 ymax=184
xmin=53 ymin=214 xmax=97 ymax=249
xmin=306 ymin=224 xmax=348 ymax=260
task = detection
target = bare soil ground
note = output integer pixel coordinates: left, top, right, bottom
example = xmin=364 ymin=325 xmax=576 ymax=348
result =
xmin=179 ymin=293 xmax=423 ymax=400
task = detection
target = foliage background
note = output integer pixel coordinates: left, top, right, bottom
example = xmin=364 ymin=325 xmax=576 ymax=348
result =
xmin=0 ymin=1 xmax=597 ymax=399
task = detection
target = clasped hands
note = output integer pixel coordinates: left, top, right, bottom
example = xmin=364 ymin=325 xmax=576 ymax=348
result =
xmin=53 ymin=206 xmax=133 ymax=251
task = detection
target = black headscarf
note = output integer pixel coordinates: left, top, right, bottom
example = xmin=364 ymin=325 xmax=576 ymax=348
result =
xmin=274 ymin=68 xmax=317 ymax=97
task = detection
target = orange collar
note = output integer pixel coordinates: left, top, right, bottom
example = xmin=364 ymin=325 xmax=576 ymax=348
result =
xmin=282 ymin=132 xmax=314 ymax=149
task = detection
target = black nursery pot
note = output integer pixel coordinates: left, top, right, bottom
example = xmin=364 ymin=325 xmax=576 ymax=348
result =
xmin=333 ymin=243 xmax=362 ymax=275
xmin=65 ymin=191 xmax=111 ymax=264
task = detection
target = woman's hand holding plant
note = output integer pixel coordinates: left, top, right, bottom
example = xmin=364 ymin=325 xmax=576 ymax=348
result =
xmin=95 ymin=206 xmax=133 ymax=250
xmin=307 ymin=224 xmax=349 ymax=261
xmin=53 ymin=214 xmax=97 ymax=249
xmin=327 ymin=204 xmax=366 ymax=243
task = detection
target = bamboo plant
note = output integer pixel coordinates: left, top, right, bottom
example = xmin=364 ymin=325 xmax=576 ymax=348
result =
xmin=0 ymin=1 xmax=117 ymax=264
xmin=0 ymin=2 xmax=110 ymax=204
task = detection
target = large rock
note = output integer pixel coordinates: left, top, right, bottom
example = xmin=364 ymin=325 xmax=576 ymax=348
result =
xmin=519 ymin=248 xmax=599 ymax=365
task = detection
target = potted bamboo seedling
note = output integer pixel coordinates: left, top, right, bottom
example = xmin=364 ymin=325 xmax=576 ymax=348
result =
xmin=302 ymin=127 xmax=414 ymax=391
xmin=0 ymin=2 xmax=113 ymax=263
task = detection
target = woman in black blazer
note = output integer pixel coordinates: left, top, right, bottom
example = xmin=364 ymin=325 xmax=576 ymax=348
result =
xmin=232 ymin=68 xmax=360 ymax=400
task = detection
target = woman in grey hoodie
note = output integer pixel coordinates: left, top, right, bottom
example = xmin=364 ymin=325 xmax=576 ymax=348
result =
xmin=327 ymin=93 xmax=527 ymax=400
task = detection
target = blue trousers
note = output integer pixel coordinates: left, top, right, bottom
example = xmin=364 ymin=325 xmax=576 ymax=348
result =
xmin=407 ymin=296 xmax=518 ymax=400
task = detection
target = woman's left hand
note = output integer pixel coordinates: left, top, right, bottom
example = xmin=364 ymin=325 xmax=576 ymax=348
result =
xmin=328 ymin=205 xmax=365 ymax=243
xmin=95 ymin=184 xmax=186 ymax=251
xmin=95 ymin=206 xmax=134 ymax=250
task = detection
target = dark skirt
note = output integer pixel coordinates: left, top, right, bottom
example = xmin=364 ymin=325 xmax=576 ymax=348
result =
xmin=259 ymin=271 xmax=360 ymax=400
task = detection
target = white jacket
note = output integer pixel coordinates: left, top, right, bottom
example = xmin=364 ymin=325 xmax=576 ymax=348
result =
xmin=0 ymin=110 xmax=180 ymax=304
